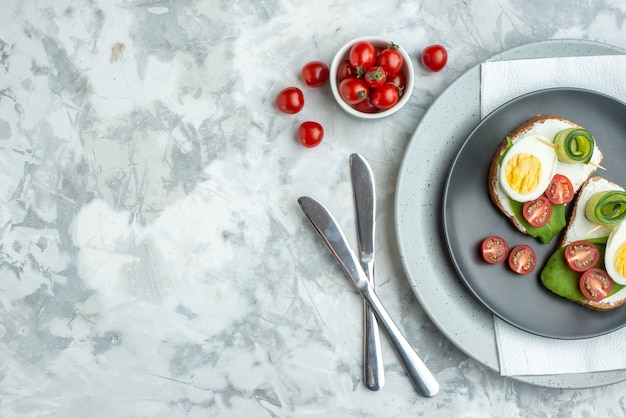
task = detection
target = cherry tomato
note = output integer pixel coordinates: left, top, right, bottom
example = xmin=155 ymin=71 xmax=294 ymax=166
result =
xmin=337 ymin=59 xmax=357 ymax=82
xmin=564 ymin=240 xmax=600 ymax=272
xmin=297 ymin=121 xmax=324 ymax=148
xmin=508 ymin=244 xmax=536 ymax=275
xmin=354 ymin=98 xmax=378 ymax=114
xmin=377 ymin=42 xmax=404 ymax=76
xmin=579 ymin=268 xmax=612 ymax=302
xmin=481 ymin=236 xmax=509 ymax=264
xmin=421 ymin=44 xmax=448 ymax=72
xmin=301 ymin=61 xmax=329 ymax=88
xmin=275 ymin=87 xmax=304 ymax=114
xmin=364 ymin=66 xmax=387 ymax=89
xmin=522 ymin=196 xmax=552 ymax=227
xmin=370 ymin=84 xmax=400 ymax=110
xmin=349 ymin=41 xmax=377 ymax=70
xmin=338 ymin=77 xmax=369 ymax=105
xmin=387 ymin=71 xmax=406 ymax=89
xmin=545 ymin=174 xmax=574 ymax=204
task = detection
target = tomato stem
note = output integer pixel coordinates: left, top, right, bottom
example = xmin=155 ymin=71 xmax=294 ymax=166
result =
xmin=366 ymin=67 xmax=386 ymax=81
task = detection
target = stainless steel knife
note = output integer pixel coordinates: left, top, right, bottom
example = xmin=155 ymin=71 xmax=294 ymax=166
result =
xmin=298 ymin=196 xmax=439 ymax=398
xmin=350 ymin=153 xmax=384 ymax=391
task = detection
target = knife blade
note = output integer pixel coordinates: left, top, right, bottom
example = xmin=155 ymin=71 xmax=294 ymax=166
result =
xmin=298 ymin=196 xmax=439 ymax=398
xmin=350 ymin=153 xmax=384 ymax=391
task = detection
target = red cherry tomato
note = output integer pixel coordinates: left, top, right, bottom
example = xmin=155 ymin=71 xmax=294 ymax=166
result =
xmin=564 ymin=240 xmax=600 ymax=272
xmin=421 ymin=44 xmax=448 ymax=72
xmin=579 ymin=268 xmax=613 ymax=302
xmin=387 ymin=71 xmax=406 ymax=89
xmin=481 ymin=236 xmax=509 ymax=264
xmin=364 ymin=66 xmax=387 ymax=89
xmin=377 ymin=42 xmax=404 ymax=76
xmin=508 ymin=244 xmax=536 ymax=275
xmin=297 ymin=121 xmax=324 ymax=148
xmin=349 ymin=41 xmax=377 ymax=70
xmin=275 ymin=87 xmax=304 ymax=114
xmin=545 ymin=174 xmax=574 ymax=204
xmin=338 ymin=77 xmax=369 ymax=105
xmin=370 ymin=84 xmax=400 ymax=110
xmin=301 ymin=61 xmax=329 ymax=87
xmin=337 ymin=59 xmax=357 ymax=82
xmin=354 ymin=98 xmax=378 ymax=114
xmin=522 ymin=196 xmax=552 ymax=228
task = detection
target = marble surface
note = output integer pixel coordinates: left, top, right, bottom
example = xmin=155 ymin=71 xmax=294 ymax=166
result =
xmin=3 ymin=0 xmax=626 ymax=416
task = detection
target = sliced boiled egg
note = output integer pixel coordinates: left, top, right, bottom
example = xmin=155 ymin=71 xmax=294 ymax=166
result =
xmin=605 ymin=221 xmax=626 ymax=285
xmin=499 ymin=134 xmax=558 ymax=202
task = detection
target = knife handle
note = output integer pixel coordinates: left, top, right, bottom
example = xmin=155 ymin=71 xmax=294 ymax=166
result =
xmin=364 ymin=304 xmax=384 ymax=390
xmin=364 ymin=301 xmax=385 ymax=390
xmin=362 ymin=283 xmax=439 ymax=397
xmin=363 ymin=262 xmax=385 ymax=391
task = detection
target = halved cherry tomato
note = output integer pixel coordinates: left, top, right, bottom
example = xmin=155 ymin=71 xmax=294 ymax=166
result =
xmin=508 ymin=244 xmax=536 ymax=275
xmin=579 ymin=268 xmax=613 ymax=302
xmin=481 ymin=236 xmax=509 ymax=264
xmin=564 ymin=240 xmax=600 ymax=272
xmin=370 ymin=83 xmax=400 ymax=110
xmin=301 ymin=61 xmax=329 ymax=87
xmin=522 ymin=196 xmax=552 ymax=227
xmin=364 ymin=66 xmax=387 ymax=89
xmin=377 ymin=42 xmax=404 ymax=76
xmin=297 ymin=121 xmax=324 ymax=148
xmin=349 ymin=41 xmax=377 ymax=71
xmin=337 ymin=59 xmax=356 ymax=82
xmin=275 ymin=87 xmax=304 ymax=114
xmin=545 ymin=174 xmax=574 ymax=204
xmin=338 ymin=77 xmax=369 ymax=105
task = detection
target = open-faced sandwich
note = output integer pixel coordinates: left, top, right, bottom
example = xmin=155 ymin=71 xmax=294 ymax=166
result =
xmin=488 ymin=114 xmax=604 ymax=243
xmin=541 ymin=176 xmax=626 ymax=310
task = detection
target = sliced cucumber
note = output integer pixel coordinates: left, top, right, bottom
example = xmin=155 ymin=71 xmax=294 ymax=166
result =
xmin=585 ymin=190 xmax=626 ymax=225
xmin=554 ymin=128 xmax=595 ymax=164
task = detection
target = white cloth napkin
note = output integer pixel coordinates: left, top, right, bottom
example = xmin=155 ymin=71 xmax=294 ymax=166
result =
xmin=481 ymin=54 xmax=626 ymax=376
xmin=481 ymin=54 xmax=626 ymax=116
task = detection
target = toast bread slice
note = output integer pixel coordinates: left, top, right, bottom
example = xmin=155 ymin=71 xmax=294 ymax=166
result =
xmin=488 ymin=114 xmax=604 ymax=235
xmin=558 ymin=176 xmax=626 ymax=311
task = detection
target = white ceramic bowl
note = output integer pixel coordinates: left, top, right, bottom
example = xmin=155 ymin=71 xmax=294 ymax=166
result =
xmin=329 ymin=36 xmax=414 ymax=119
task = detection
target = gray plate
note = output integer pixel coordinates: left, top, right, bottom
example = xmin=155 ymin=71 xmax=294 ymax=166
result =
xmin=443 ymin=88 xmax=626 ymax=339
xmin=395 ymin=39 xmax=626 ymax=389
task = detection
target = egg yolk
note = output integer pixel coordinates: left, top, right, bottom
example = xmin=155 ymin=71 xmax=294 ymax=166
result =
xmin=614 ymin=242 xmax=626 ymax=278
xmin=504 ymin=153 xmax=542 ymax=195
